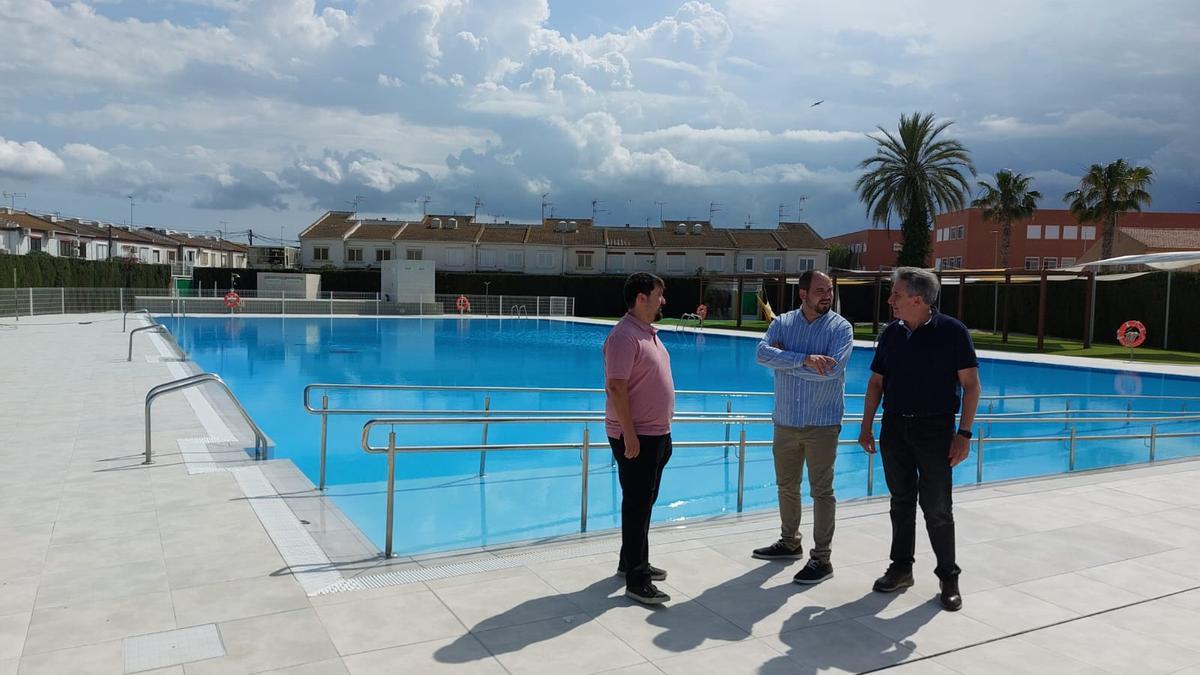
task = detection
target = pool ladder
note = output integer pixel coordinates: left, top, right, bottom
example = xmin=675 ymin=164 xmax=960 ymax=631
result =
xmin=144 ymin=372 xmax=271 ymax=465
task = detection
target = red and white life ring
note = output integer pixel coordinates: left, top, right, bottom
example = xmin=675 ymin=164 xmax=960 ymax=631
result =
xmin=695 ymin=304 xmax=708 ymax=321
xmin=456 ymin=295 xmax=471 ymax=313
xmin=1117 ymin=320 xmax=1146 ymax=348
xmin=223 ymin=290 xmax=242 ymax=309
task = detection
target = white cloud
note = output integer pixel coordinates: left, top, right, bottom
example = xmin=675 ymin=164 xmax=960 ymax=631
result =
xmin=0 ymin=137 xmax=65 ymax=178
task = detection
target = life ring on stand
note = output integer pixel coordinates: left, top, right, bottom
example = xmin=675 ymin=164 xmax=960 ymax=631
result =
xmin=456 ymin=295 xmax=471 ymax=313
xmin=695 ymin=304 xmax=708 ymax=321
xmin=223 ymin=290 xmax=242 ymax=309
xmin=1116 ymin=320 xmax=1146 ymax=348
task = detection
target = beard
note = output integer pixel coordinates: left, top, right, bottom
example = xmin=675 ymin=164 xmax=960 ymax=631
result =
xmin=654 ymin=306 xmax=664 ymax=321
xmin=809 ymin=300 xmax=832 ymax=315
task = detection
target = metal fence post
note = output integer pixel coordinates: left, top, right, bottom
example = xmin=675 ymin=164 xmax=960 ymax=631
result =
xmin=384 ymin=430 xmax=397 ymax=558
xmin=1149 ymin=424 xmax=1157 ymax=462
xmin=736 ymin=426 xmax=746 ymax=513
xmin=120 ymin=287 xmax=125 ymax=313
xmin=319 ymin=394 xmax=329 ymax=490
xmin=976 ymin=430 xmax=985 ymax=485
xmin=375 ymin=292 xmax=380 ymax=316
xmin=61 ymin=287 xmax=65 ymax=314
xmin=28 ymin=287 xmax=33 ymax=315
xmin=580 ymin=425 xmax=590 ymax=533
xmin=499 ymin=294 xmax=504 ymax=316
xmin=1068 ymin=425 xmax=1076 ymax=471
xmin=723 ymin=399 xmax=732 ymax=460
xmin=479 ymin=395 xmax=491 ymax=477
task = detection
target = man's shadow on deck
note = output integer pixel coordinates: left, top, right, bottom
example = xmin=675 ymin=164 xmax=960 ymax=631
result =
xmin=434 ymin=561 xmax=939 ymax=670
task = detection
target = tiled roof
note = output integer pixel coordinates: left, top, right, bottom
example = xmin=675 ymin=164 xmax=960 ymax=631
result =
xmin=652 ymin=221 xmax=736 ymax=249
xmin=397 ymin=220 xmax=483 ymax=243
xmin=526 ymin=225 xmax=606 ymax=246
xmin=347 ymin=221 xmax=406 ymax=240
xmin=478 ymin=224 xmax=531 ymax=244
xmin=299 ymin=211 xmax=357 ymax=239
xmin=1122 ymin=227 xmax=1200 ymax=250
xmin=602 ymin=228 xmax=655 ymax=248
xmin=773 ymin=222 xmax=828 ymax=250
xmin=725 ymin=228 xmax=785 ymax=250
xmin=0 ymin=211 xmax=58 ymax=233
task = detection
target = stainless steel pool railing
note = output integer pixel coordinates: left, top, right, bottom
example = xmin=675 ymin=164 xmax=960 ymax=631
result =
xmin=144 ymin=372 xmax=271 ymax=464
xmin=354 ymin=411 xmax=1200 ymax=558
xmin=123 ymin=308 xmax=151 ymax=332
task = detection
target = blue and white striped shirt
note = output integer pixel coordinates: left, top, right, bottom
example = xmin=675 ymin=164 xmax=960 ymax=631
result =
xmin=756 ymin=309 xmax=855 ymax=428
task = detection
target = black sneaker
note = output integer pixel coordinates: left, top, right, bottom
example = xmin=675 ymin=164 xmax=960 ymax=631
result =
xmin=751 ymin=540 xmax=804 ymax=560
xmin=792 ymin=558 xmax=834 ymax=585
xmin=616 ymin=563 xmax=667 ymax=581
xmin=939 ymin=577 xmax=962 ymax=611
xmin=872 ymin=565 xmax=915 ymax=593
xmin=625 ymin=583 xmax=670 ymax=605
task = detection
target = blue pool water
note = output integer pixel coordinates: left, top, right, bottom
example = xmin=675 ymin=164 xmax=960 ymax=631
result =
xmin=159 ymin=316 xmax=1200 ymax=555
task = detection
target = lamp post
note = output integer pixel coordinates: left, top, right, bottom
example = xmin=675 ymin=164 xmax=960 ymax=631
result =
xmin=991 ymin=230 xmax=1000 ymax=333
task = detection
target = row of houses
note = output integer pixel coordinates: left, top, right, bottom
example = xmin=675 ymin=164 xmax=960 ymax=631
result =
xmin=298 ymin=212 xmax=830 ymax=276
xmin=0 ymin=208 xmax=249 ymax=274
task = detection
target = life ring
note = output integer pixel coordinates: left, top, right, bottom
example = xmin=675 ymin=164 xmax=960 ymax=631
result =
xmin=456 ymin=295 xmax=471 ymax=313
xmin=1117 ymin=320 xmax=1146 ymax=348
xmin=223 ymin=290 xmax=242 ymax=309
xmin=1114 ymin=371 xmax=1143 ymax=397
xmin=695 ymin=304 xmax=708 ymax=321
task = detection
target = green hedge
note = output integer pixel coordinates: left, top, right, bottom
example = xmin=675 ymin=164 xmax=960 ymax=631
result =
xmin=0 ymin=253 xmax=171 ymax=289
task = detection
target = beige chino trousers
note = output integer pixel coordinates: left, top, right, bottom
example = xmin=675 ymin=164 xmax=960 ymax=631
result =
xmin=772 ymin=423 xmax=840 ymax=562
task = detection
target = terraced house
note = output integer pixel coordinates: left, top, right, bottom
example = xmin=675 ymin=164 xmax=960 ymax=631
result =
xmin=298 ymin=211 xmax=829 ymax=276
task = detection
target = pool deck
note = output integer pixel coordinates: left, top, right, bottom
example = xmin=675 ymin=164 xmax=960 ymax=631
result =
xmin=2 ymin=312 xmax=1200 ymax=674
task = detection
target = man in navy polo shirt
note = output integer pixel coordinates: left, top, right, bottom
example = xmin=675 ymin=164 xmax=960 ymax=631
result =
xmin=859 ymin=267 xmax=981 ymax=611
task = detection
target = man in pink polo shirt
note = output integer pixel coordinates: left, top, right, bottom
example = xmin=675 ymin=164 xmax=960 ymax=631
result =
xmin=604 ymin=272 xmax=675 ymax=605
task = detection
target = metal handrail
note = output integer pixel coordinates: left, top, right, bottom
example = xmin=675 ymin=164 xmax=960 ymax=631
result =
xmin=123 ymin=308 xmax=151 ymax=332
xmin=348 ymin=412 xmax=1200 ymax=558
xmin=510 ymin=305 xmax=529 ymax=318
xmin=144 ymin=373 xmax=271 ymax=464
xmin=128 ymin=324 xmax=167 ymax=361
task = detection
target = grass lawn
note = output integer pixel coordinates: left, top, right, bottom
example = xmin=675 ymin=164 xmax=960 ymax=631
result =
xmin=590 ymin=316 xmax=1200 ymax=366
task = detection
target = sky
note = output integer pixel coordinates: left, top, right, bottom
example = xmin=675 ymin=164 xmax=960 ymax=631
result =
xmin=1 ymin=0 xmax=1198 ymax=243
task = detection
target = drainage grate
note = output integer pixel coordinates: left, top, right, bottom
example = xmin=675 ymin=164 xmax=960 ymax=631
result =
xmin=124 ymin=624 xmax=224 ymax=672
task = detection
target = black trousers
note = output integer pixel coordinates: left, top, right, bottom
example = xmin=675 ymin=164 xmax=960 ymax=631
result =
xmin=879 ymin=414 xmax=961 ymax=580
xmin=608 ymin=433 xmax=672 ymax=588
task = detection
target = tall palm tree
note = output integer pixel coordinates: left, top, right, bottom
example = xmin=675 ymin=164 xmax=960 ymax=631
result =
xmin=856 ymin=112 xmax=975 ymax=267
xmin=971 ymin=170 xmax=1041 ymax=269
xmin=1064 ymin=159 xmax=1154 ymax=260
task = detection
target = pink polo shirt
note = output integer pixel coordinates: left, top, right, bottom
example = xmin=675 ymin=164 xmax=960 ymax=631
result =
xmin=603 ymin=313 xmax=675 ymax=438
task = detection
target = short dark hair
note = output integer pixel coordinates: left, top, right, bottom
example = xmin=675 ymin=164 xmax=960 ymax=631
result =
xmin=797 ymin=270 xmax=830 ymax=291
xmin=623 ymin=272 xmax=664 ymax=309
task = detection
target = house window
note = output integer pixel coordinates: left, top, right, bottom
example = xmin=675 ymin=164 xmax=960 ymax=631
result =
xmin=478 ymin=249 xmax=496 ymax=267
xmin=58 ymin=240 xmax=74 ymax=257
xmin=376 ymin=249 xmax=392 ymax=262
xmin=186 ymin=250 xmax=196 ymax=262
xmin=406 ymin=248 xmax=423 ymax=261
xmin=506 ymin=251 xmax=524 ymax=268
xmin=1027 ymin=225 xmax=1041 ymax=239
xmin=936 ymin=257 xmax=943 ymax=269
xmin=96 ymin=244 xmax=108 ymax=259
xmin=1081 ymin=226 xmax=1096 ymax=240
xmin=1024 ymin=257 xmax=1039 ymax=270
xmin=1045 ymin=225 xmax=1060 ymax=240
xmin=152 ymin=250 xmax=161 ymax=263
xmin=742 ymin=257 xmax=754 ymax=272
xmin=30 ymin=237 xmax=42 ymax=252
xmin=1043 ymin=257 xmax=1058 ymax=269
xmin=447 ymin=248 xmax=466 ymax=266
xmin=1062 ymin=257 xmax=1076 ymax=267
xmin=139 ymin=247 xmax=149 ymax=262
xmin=796 ymin=258 xmax=815 ymax=272
xmin=765 ymin=256 xmax=783 ymax=272
xmin=536 ymin=251 xmax=554 ymax=268
xmin=1063 ymin=225 xmax=1078 ymax=240
xmin=347 ymin=247 xmax=363 ymax=262
xmin=608 ymin=252 xmax=625 ymax=272
xmin=704 ymin=253 xmax=725 ymax=272
xmin=937 ymin=229 xmax=945 ymax=242
xmin=635 ymin=253 xmax=654 ymax=270
xmin=576 ymin=251 xmax=594 ymax=270
xmin=313 ymin=246 xmax=329 ymax=261
xmin=955 ymin=225 xmax=965 ymax=240
xmin=666 ymin=252 xmax=686 ymax=273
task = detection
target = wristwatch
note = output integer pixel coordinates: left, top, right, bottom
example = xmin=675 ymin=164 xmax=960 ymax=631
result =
xmin=956 ymin=428 xmax=973 ymax=440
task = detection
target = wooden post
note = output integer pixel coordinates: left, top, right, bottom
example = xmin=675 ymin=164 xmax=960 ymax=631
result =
xmin=831 ymin=271 xmax=840 ymax=317
xmin=776 ymin=275 xmax=785 ymax=313
xmin=1002 ymin=271 xmax=1011 ymax=343
xmin=871 ymin=274 xmax=882 ymax=333
xmin=735 ymin=276 xmax=744 ymax=328
xmin=957 ymin=272 xmax=966 ymax=320
xmin=1036 ymin=270 xmax=1048 ymax=351
xmin=1082 ymin=270 xmax=1094 ymax=348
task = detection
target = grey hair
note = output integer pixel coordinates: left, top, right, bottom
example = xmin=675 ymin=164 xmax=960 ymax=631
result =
xmin=892 ymin=267 xmax=940 ymax=306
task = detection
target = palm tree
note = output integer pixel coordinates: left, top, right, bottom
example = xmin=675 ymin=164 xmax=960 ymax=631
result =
xmin=856 ymin=112 xmax=975 ymax=267
xmin=1064 ymin=159 xmax=1154 ymax=260
xmin=971 ymin=170 xmax=1041 ymax=269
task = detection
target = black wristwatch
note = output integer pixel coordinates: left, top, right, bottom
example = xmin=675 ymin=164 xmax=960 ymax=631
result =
xmin=956 ymin=428 xmax=973 ymax=440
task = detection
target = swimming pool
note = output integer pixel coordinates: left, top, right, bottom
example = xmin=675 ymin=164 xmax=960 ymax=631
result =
xmin=159 ymin=315 xmax=1200 ymax=555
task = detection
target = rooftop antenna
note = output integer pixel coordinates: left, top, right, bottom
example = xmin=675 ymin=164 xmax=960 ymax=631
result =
xmin=708 ymin=201 xmax=722 ymax=224
xmin=127 ymin=194 xmax=136 ymax=228
xmin=796 ymin=195 xmax=808 ymax=219
xmin=591 ymin=199 xmax=603 ymax=223
xmin=540 ymin=193 xmax=552 ymax=221
xmin=3 ymin=191 xmax=27 ymax=210
xmin=345 ymin=195 xmax=366 ymax=215
xmin=473 ymin=196 xmax=483 ymax=219
xmin=219 ymin=220 xmax=230 ymax=241
xmin=654 ymin=200 xmax=666 ymax=222
xmin=419 ymin=195 xmax=431 ymax=216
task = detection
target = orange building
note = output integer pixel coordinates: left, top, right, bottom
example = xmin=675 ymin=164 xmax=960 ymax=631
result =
xmin=826 ymin=228 xmax=905 ymax=270
xmin=931 ymin=208 xmax=1200 ymax=271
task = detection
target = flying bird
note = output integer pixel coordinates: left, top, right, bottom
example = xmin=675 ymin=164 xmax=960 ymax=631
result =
xmin=810 ymin=100 xmax=824 ymax=107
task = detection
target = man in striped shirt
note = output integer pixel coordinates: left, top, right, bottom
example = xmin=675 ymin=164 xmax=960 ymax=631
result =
xmin=752 ymin=270 xmax=855 ymax=585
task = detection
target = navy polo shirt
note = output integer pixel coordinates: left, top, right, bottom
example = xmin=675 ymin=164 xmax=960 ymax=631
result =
xmin=869 ymin=310 xmax=979 ymax=416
